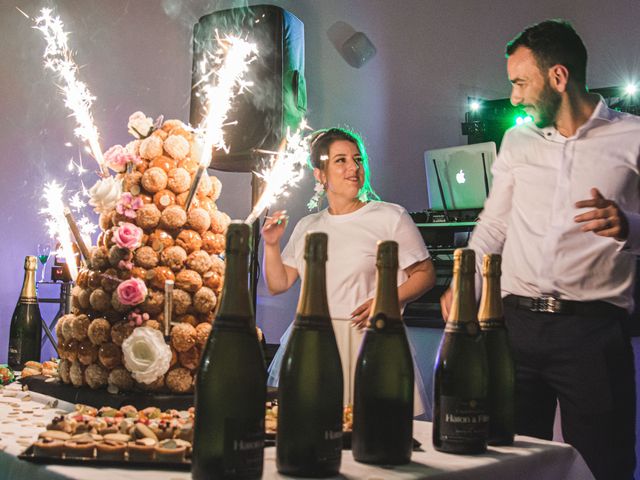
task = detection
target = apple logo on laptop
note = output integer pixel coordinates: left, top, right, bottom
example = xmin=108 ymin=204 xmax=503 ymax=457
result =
xmin=456 ymin=169 xmax=466 ymax=184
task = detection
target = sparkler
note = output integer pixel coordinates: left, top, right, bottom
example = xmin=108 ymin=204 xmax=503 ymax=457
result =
xmin=63 ymin=207 xmax=91 ymax=263
xmin=164 ymin=280 xmax=174 ymax=337
xmin=244 ymin=121 xmax=311 ymax=225
xmin=33 ymin=8 xmax=108 ymax=177
xmin=184 ymin=34 xmax=258 ymax=211
xmin=41 ymin=181 xmax=79 ymax=281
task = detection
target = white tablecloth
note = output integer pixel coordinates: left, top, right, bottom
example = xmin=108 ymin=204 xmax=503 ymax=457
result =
xmin=0 ymin=383 xmax=594 ymax=480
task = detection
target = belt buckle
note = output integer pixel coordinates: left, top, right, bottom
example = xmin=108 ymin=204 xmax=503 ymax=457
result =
xmin=531 ymin=296 xmax=562 ymax=313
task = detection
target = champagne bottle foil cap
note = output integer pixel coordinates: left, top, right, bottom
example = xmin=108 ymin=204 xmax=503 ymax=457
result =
xmin=453 ymin=248 xmax=475 ymax=274
xmin=304 ymin=232 xmax=328 ymax=262
xmin=24 ymin=256 xmax=37 ymax=271
xmin=225 ymin=221 xmax=251 ymax=255
xmin=482 ymin=254 xmax=502 ymax=276
xmin=376 ymin=240 xmax=398 ymax=269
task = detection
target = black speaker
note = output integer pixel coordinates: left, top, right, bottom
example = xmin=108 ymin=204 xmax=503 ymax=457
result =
xmin=190 ymin=5 xmax=306 ymax=172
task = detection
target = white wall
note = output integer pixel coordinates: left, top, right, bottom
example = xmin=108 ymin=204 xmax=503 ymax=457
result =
xmin=1 ymin=0 xmax=639 ymax=351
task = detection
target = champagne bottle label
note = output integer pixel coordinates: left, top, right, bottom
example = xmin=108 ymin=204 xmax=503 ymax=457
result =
xmin=8 ymin=346 xmax=19 ymax=365
xmin=223 ymin=417 xmax=265 ymax=476
xmin=317 ymin=425 xmax=343 ymax=463
xmin=439 ymin=396 xmax=489 ymax=443
xmin=294 ymin=314 xmax=333 ymax=331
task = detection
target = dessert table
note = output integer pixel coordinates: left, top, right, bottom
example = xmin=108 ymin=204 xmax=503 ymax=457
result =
xmin=0 ymin=383 xmax=594 ymax=480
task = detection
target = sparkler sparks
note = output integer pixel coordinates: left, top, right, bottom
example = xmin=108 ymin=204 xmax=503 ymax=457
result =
xmin=245 ymin=121 xmax=312 ymax=225
xmin=34 ymin=8 xmax=108 ymax=176
xmin=40 ymin=181 xmax=79 ymax=281
xmin=184 ymin=34 xmax=258 ymax=211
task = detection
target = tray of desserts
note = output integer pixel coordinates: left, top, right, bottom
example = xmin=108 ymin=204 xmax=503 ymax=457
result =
xmin=19 ymin=403 xmax=194 ymax=469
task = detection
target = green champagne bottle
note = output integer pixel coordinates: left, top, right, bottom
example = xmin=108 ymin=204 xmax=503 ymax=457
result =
xmin=8 ymin=256 xmax=43 ymax=370
xmin=352 ymin=240 xmax=413 ymax=465
xmin=478 ymin=254 xmax=515 ymax=446
xmin=276 ymin=232 xmax=343 ymax=477
xmin=192 ymin=222 xmax=266 ymax=480
xmin=433 ymin=248 xmax=489 ymax=454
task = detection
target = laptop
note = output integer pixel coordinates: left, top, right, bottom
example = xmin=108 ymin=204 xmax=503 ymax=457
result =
xmin=424 ymin=142 xmax=497 ymax=211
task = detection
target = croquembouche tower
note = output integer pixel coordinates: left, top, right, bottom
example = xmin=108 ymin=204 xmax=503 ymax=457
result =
xmin=55 ymin=112 xmax=232 ymax=396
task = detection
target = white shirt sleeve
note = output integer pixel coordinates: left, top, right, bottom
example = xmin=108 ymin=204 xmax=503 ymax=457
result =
xmin=281 ymin=219 xmax=304 ymax=270
xmin=468 ymin=130 xmax=516 ymax=292
xmin=393 ymin=207 xmax=430 ymax=270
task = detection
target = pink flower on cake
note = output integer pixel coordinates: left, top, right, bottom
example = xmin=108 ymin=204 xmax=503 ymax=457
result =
xmin=117 ymin=278 xmax=148 ymax=306
xmin=127 ymin=309 xmax=150 ymax=327
xmin=116 ymin=192 xmax=143 ymax=219
xmin=104 ymin=144 xmax=141 ymax=173
xmin=113 ymin=222 xmax=143 ymax=250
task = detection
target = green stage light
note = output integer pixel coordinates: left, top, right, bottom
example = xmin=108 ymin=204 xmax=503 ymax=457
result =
xmin=470 ymin=100 xmax=481 ymax=112
xmin=625 ymin=83 xmax=637 ymax=96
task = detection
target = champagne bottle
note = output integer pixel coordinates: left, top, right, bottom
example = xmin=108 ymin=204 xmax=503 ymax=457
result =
xmin=352 ymin=240 xmax=414 ymax=465
xmin=433 ymin=248 xmax=489 ymax=454
xmin=8 ymin=256 xmax=43 ymax=370
xmin=277 ymin=232 xmax=343 ymax=477
xmin=192 ymin=222 xmax=266 ymax=480
xmin=478 ymin=254 xmax=515 ymax=446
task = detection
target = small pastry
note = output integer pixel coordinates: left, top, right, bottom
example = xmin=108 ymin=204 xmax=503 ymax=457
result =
xmin=87 ymin=318 xmax=111 ymax=345
xmin=77 ymin=288 xmax=92 ymax=310
xmin=198 ymin=197 xmax=217 ymax=217
xmin=186 ymin=207 xmax=211 ymax=234
xmin=130 ymin=266 xmax=147 ymax=280
xmin=111 ymin=321 xmax=134 ymax=346
xmin=196 ymin=173 xmax=212 ymax=198
xmin=148 ymin=228 xmax=174 ymax=253
xmin=165 ymin=368 xmax=193 ymax=394
xmin=111 ymin=290 xmax=130 ymax=313
xmin=141 ymin=166 xmax=169 ymax=193
xmin=98 ymin=342 xmax=122 ymax=369
xmin=103 ymin=433 xmax=132 ymax=443
xmin=137 ymin=375 xmax=165 ymax=393
xmin=100 ymin=268 xmax=121 ymax=292
xmin=164 ymin=135 xmax=190 ymax=161
xmin=98 ymin=212 xmax=112 ymax=232
xmin=122 ymin=171 xmax=143 ymax=195
xmin=77 ymin=339 xmax=99 ymax=366
xmin=71 ymin=315 xmax=91 ymax=341
xmin=209 ymin=209 xmax=230 ymax=234
xmin=172 ymin=288 xmax=192 ymax=315
xmin=153 ymin=189 xmax=176 ymax=211
xmin=209 ymin=175 xmax=222 ymax=201
xmin=178 ymin=314 xmax=198 ymax=327
xmin=176 ymin=191 xmax=199 ymax=208
xmin=160 ymin=205 xmax=187 ymax=230
xmin=85 ymin=363 xmax=108 ymax=389
xmin=209 ymin=255 xmax=226 ymax=276
xmin=202 ymin=271 xmax=223 ymax=293
xmin=109 ymin=245 xmax=132 ymax=268
xmin=195 ymin=322 xmax=211 ymax=348
xmin=88 ymin=270 xmax=103 ymax=289
xmin=127 ymin=438 xmax=156 ymax=461
xmin=167 ymin=167 xmax=191 ymax=194
xmin=203 ymin=232 xmax=225 ymax=255
xmin=96 ymin=440 xmax=127 ymax=460
xmin=39 ymin=430 xmax=71 ymax=441
xmin=134 ymin=245 xmax=160 ymax=269
xmin=147 ymin=266 xmax=175 ymax=290
xmin=178 ymin=157 xmax=199 ymax=175
xmin=178 ymin=346 xmax=200 ymax=370
xmin=69 ymin=361 xmax=85 ymax=387
xmin=108 ymin=367 xmax=134 ymax=392
xmin=134 ymin=423 xmax=159 ymax=442
xmin=160 ymin=245 xmax=187 ymax=272
xmin=46 ymin=416 xmax=74 ymax=433
xmin=63 ymin=339 xmax=79 ymax=363
xmin=171 ymin=323 xmax=197 ymax=352
xmin=142 ymin=289 xmax=165 ymax=315
xmin=175 ymin=269 xmax=203 ymax=293
xmin=139 ymin=135 xmax=163 ymax=160
xmin=176 ymin=229 xmax=202 ymax=254
xmin=143 ymin=319 xmax=161 ymax=330
xmin=33 ymin=438 xmax=64 ymax=457
xmin=193 ymin=287 xmax=217 ymax=314
xmin=58 ymin=358 xmax=71 ymax=384
xmin=91 ymin=246 xmax=110 ymax=270
xmin=149 ymin=155 xmax=178 ymax=173
xmin=89 ymin=288 xmax=112 ymax=312
xmin=136 ymin=203 xmax=162 ymax=231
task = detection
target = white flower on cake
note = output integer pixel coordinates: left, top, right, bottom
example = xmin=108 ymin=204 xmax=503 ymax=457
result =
xmin=88 ymin=176 xmax=123 ymax=214
xmin=122 ymin=327 xmax=172 ymax=384
xmin=127 ymin=111 xmax=154 ymax=139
